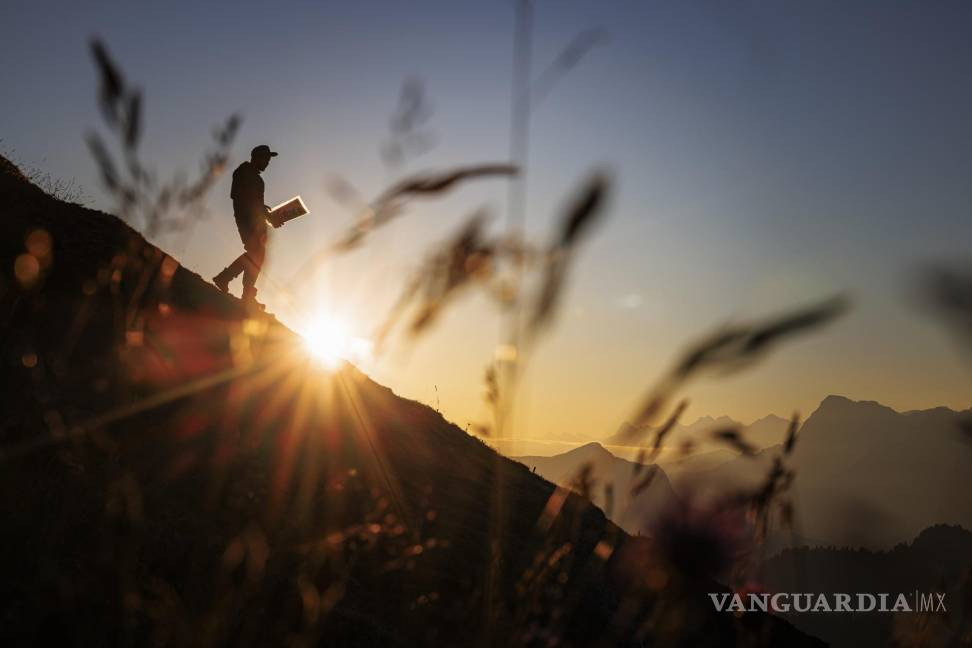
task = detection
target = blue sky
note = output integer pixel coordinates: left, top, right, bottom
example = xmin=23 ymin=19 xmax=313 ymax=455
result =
xmin=3 ymin=0 xmax=972 ymax=445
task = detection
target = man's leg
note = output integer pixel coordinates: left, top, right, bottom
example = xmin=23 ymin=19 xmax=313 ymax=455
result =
xmin=241 ymin=226 xmax=267 ymax=303
xmin=214 ymin=213 xmax=254 ymax=292
xmin=213 ymin=255 xmax=246 ymax=292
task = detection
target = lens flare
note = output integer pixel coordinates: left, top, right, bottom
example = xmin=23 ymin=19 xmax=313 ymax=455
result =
xmin=300 ymin=310 xmax=372 ymax=369
xmin=302 ymin=313 xmax=351 ymax=368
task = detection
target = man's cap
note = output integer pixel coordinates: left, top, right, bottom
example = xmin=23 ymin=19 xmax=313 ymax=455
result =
xmin=251 ymin=144 xmax=279 ymax=159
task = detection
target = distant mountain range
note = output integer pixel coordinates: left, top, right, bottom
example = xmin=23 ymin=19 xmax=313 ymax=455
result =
xmin=699 ymin=395 xmax=972 ymax=549
xmin=525 ymin=395 xmax=972 ymax=550
xmin=516 ymin=442 xmax=676 ymax=536
xmin=601 ymin=413 xmax=792 ymax=463
xmin=491 ymin=412 xmax=793 ymax=460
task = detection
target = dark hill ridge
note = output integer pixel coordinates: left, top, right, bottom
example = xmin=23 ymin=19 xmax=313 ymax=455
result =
xmin=0 ymin=156 xmax=821 ymax=646
xmin=760 ymin=524 xmax=972 ymax=647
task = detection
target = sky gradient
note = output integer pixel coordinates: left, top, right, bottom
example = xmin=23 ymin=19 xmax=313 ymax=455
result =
xmin=3 ymin=1 xmax=972 ymax=451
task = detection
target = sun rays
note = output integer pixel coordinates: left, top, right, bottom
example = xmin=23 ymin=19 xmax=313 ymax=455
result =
xmin=299 ymin=308 xmax=373 ymax=370
xmin=302 ymin=313 xmax=351 ymax=368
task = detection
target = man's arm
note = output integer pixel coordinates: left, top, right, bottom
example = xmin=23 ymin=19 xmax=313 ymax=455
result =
xmin=233 ymin=167 xmax=264 ymax=205
xmin=265 ymin=204 xmax=284 ymax=228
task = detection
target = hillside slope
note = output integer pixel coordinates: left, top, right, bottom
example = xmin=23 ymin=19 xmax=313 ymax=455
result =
xmin=0 ymin=155 xmax=821 ymax=646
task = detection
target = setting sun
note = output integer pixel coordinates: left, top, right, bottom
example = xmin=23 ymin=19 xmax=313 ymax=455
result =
xmin=302 ymin=312 xmax=350 ymax=367
xmin=300 ymin=310 xmax=372 ymax=368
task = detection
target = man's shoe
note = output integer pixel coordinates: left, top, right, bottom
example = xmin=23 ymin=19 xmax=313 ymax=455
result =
xmin=241 ymin=288 xmax=265 ymax=311
xmin=213 ymin=273 xmax=230 ymax=293
xmin=243 ymin=297 xmax=266 ymax=312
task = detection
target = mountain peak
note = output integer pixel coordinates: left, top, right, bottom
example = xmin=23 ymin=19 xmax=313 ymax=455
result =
xmin=569 ymin=441 xmax=614 ymax=459
xmin=819 ymin=394 xmax=854 ymax=407
xmin=817 ymin=394 xmax=896 ymax=415
xmin=751 ymin=414 xmax=788 ymax=425
xmin=689 ymin=415 xmax=737 ymax=426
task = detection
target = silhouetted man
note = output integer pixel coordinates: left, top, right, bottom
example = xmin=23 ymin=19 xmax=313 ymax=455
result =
xmin=213 ymin=145 xmax=278 ymax=307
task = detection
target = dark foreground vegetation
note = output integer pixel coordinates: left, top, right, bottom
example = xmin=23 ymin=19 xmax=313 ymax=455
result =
xmin=763 ymin=525 xmax=972 ymax=648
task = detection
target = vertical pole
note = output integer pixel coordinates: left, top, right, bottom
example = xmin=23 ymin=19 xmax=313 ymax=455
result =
xmin=499 ymin=0 xmax=532 ymax=456
xmin=484 ymin=1 xmax=532 ymax=641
